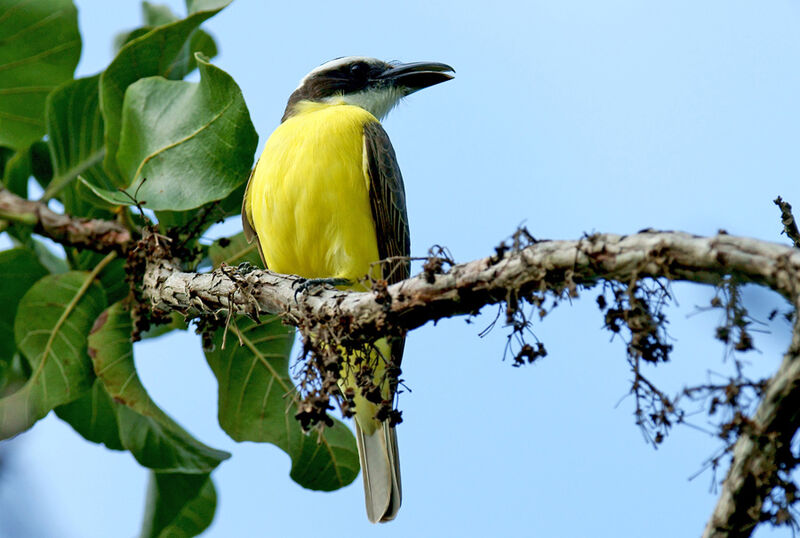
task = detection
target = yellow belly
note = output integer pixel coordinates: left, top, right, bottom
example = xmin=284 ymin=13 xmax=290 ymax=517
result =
xmin=247 ymin=102 xmax=390 ymax=431
xmin=247 ymin=102 xmax=380 ymax=284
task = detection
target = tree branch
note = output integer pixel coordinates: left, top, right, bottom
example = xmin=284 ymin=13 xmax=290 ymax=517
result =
xmin=3 ymin=188 xmax=800 ymax=535
xmin=774 ymin=196 xmax=800 ymax=249
xmin=703 ymin=308 xmax=800 ymax=537
xmin=141 ymin=229 xmax=800 ymax=536
xmin=0 ymin=187 xmax=132 ymax=253
xmin=142 ymin=231 xmax=800 ymax=336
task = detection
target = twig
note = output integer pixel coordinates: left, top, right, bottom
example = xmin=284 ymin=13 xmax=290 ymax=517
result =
xmin=774 ymin=196 xmax=800 ymax=249
xmin=0 ymin=187 xmax=133 ymax=253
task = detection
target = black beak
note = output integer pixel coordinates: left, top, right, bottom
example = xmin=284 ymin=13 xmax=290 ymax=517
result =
xmin=377 ymin=61 xmax=455 ymax=92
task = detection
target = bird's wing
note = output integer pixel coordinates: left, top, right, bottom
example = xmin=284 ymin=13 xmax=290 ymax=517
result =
xmin=363 ymin=120 xmax=410 ymax=368
xmin=241 ymin=163 xmax=267 ymax=266
xmin=360 ymin=121 xmax=408 ymax=522
xmin=363 ymin=121 xmax=411 ymax=286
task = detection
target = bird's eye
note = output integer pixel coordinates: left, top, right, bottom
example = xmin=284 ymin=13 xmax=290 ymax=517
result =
xmin=349 ymin=62 xmax=368 ymax=78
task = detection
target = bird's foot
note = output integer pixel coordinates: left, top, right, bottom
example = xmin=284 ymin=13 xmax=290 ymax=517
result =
xmin=293 ymin=277 xmax=351 ymax=300
xmin=237 ymin=261 xmax=256 ymax=275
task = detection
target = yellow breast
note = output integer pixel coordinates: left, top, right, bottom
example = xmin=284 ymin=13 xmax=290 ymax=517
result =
xmin=247 ymin=101 xmax=380 ymax=283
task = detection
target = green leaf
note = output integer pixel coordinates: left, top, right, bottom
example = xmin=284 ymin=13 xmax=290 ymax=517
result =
xmin=141 ymin=2 xmax=220 ymax=81
xmin=55 ymin=379 xmax=124 ymax=450
xmin=113 ymin=27 xmax=150 ymax=54
xmin=29 ymin=238 xmax=69 ymax=274
xmin=89 ymin=303 xmax=229 ymax=473
xmin=99 ymin=0 xmax=230 ymax=182
xmin=166 ymin=27 xmax=217 ymax=81
xmin=67 ymin=250 xmax=128 ymax=304
xmin=42 ymin=75 xmax=119 ymax=202
xmin=140 ymin=472 xmax=217 ymax=538
xmin=0 ymin=249 xmax=47 ymax=362
xmin=142 ymin=1 xmax=180 ymax=26
xmin=155 ymin=181 xmax=247 ymax=244
xmin=2 ymin=146 xmax=32 ymax=198
xmin=114 ymin=3 xmax=219 ymax=82
xmin=204 ymin=317 xmax=359 ymax=491
xmin=29 ymin=139 xmax=52 ymax=187
xmin=107 ymin=55 xmax=257 ymax=211
xmin=61 ymin=177 xmax=117 ymax=219
xmin=0 ymin=270 xmax=107 ymax=438
xmin=0 ymin=0 xmax=81 ymax=149
xmin=0 ymin=354 xmax=30 ymax=398
xmin=208 ymin=232 xmax=260 ymax=268
xmin=0 ymin=146 xmax=14 ymax=178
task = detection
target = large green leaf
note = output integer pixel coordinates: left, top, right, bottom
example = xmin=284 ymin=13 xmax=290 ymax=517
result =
xmin=114 ymin=2 xmax=219 ymax=81
xmin=140 ymin=472 xmax=217 ymax=538
xmin=55 ymin=379 xmax=124 ymax=450
xmin=99 ymin=0 xmax=230 ymax=182
xmin=68 ymin=250 xmax=128 ymax=305
xmin=42 ymin=75 xmax=119 ymax=203
xmin=89 ymin=302 xmax=229 ymax=473
xmin=0 ymin=249 xmax=47 ymax=362
xmin=0 ymin=270 xmax=107 ymax=438
xmin=204 ymin=317 xmax=360 ymax=491
xmin=155 ymin=179 xmax=246 ymax=236
xmin=101 ymin=55 xmax=257 ymax=211
xmin=208 ymin=231 xmax=261 ymax=268
xmin=0 ymin=0 xmax=81 ymax=149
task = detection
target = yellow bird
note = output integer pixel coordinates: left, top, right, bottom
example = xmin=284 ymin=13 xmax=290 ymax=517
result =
xmin=242 ymin=57 xmax=454 ymax=522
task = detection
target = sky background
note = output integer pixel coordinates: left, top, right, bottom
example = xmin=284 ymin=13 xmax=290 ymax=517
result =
xmin=3 ymin=0 xmax=800 ymax=537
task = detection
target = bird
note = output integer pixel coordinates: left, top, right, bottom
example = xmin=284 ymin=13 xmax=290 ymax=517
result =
xmin=241 ymin=56 xmax=454 ymax=522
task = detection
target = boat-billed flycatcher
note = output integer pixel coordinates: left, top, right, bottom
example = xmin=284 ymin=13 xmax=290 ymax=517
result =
xmin=242 ymin=56 xmax=454 ymax=523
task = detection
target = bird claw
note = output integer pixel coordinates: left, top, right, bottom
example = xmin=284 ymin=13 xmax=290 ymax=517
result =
xmin=237 ymin=261 xmax=256 ymax=275
xmin=293 ymin=277 xmax=351 ymax=300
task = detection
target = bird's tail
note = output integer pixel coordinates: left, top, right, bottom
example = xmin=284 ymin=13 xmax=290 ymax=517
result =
xmin=356 ymin=420 xmax=402 ymax=523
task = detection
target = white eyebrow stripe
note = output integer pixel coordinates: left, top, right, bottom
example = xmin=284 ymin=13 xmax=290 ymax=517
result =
xmin=295 ymin=56 xmax=378 ymax=90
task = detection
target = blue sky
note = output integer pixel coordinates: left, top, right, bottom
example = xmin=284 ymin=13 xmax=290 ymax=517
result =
xmin=4 ymin=1 xmax=800 ymax=536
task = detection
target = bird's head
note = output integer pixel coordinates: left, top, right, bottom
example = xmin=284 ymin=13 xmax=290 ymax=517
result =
xmin=282 ymin=56 xmax=454 ymax=121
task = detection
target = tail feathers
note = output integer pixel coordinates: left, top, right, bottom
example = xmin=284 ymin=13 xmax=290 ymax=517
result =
xmin=356 ymin=421 xmax=402 ymax=523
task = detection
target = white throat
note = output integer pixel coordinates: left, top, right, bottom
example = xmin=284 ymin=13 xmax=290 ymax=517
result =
xmin=324 ymin=86 xmax=406 ymax=120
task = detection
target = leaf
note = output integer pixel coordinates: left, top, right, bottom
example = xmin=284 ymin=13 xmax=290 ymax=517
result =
xmin=140 ymin=472 xmax=217 ymax=538
xmin=155 ymin=175 xmax=246 ymax=235
xmin=99 ymin=0 xmax=230 ymax=182
xmin=142 ymin=1 xmax=180 ymax=26
xmin=61 ymin=177 xmax=117 ymax=219
xmin=2 ymin=146 xmax=32 ymax=198
xmin=138 ymin=2 xmax=220 ymax=81
xmin=0 ymin=248 xmax=47 ymax=362
xmin=42 ymin=74 xmax=119 ymax=202
xmin=67 ymin=250 xmax=128 ymax=304
xmin=114 ymin=1 xmax=219 ymax=79
xmin=29 ymin=139 xmax=52 ymax=187
xmin=0 ymin=146 xmax=14 ymax=178
xmin=89 ymin=302 xmax=229 ymax=473
xmin=113 ymin=27 xmax=150 ymax=54
xmin=29 ymin=238 xmax=69 ymax=274
xmin=208 ymin=231 xmax=260 ymax=268
xmin=105 ymin=55 xmax=257 ymax=211
xmin=55 ymin=379 xmax=123 ymax=450
xmin=0 ymin=270 xmax=107 ymax=438
xmin=0 ymin=353 xmax=30 ymax=398
xmin=0 ymin=0 xmax=81 ymax=149
xmin=204 ymin=317 xmax=359 ymax=491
